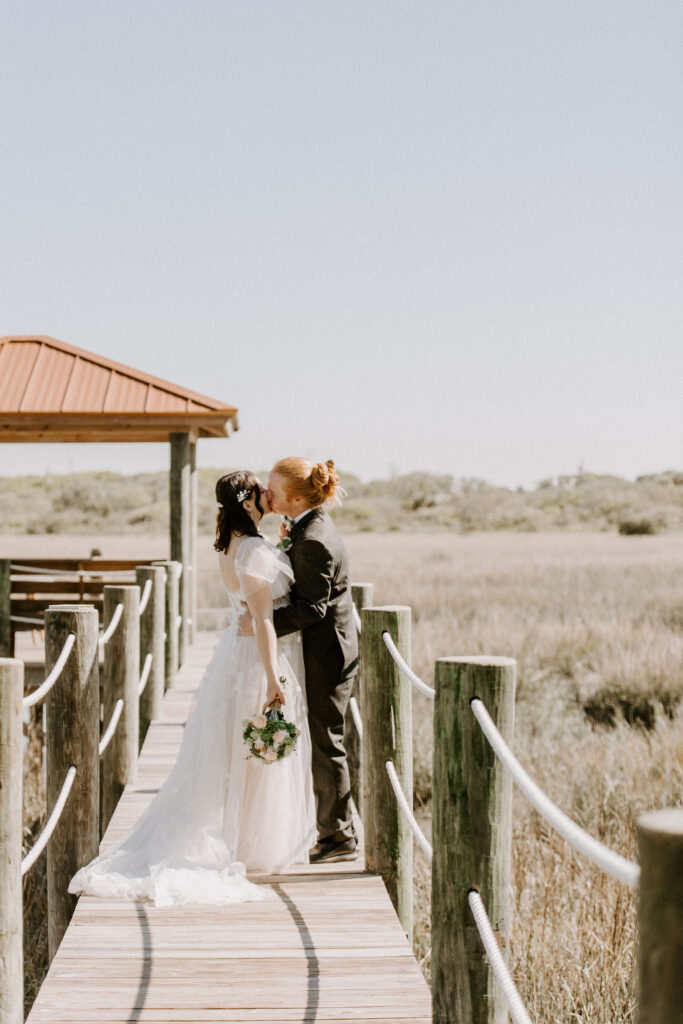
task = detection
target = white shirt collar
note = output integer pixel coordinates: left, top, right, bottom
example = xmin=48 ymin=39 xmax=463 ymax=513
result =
xmin=292 ymin=508 xmax=315 ymax=525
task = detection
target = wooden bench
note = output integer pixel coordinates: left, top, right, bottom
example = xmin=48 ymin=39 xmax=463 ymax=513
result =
xmin=1 ymin=558 xmax=158 ymax=655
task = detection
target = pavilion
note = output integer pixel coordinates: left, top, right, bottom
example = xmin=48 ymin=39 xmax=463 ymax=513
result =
xmin=0 ymin=335 xmax=239 ymax=648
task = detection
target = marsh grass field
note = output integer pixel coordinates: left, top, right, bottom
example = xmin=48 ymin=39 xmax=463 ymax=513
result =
xmin=11 ymin=529 xmax=683 ymax=1022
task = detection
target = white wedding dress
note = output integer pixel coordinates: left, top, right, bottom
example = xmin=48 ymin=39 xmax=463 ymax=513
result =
xmin=69 ymin=536 xmax=316 ymax=907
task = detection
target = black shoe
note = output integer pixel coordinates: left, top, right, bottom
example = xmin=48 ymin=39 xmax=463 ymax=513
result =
xmin=309 ymin=837 xmax=358 ymax=864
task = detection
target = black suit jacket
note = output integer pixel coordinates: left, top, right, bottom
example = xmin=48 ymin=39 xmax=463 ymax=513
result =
xmin=273 ymin=508 xmax=358 ymax=693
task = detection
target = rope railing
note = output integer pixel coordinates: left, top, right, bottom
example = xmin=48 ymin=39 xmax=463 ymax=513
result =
xmin=176 ymin=614 xmax=183 ymax=631
xmin=348 ymin=695 xmax=363 ymax=740
xmin=381 ymin=631 xmax=435 ymax=699
xmin=470 ymin=697 xmax=640 ymax=887
xmin=99 ymin=699 xmax=124 ymax=757
xmin=98 ymin=602 xmax=123 ymax=647
xmin=137 ymin=653 xmax=153 ymax=697
xmin=138 ymin=578 xmax=152 ymax=615
xmin=22 ymin=633 xmax=76 ymax=710
xmin=21 ymin=766 xmax=77 ymax=876
xmin=385 ymin=760 xmax=433 ymax=862
xmin=10 ymin=614 xmax=44 ymax=625
xmin=468 ymin=889 xmax=533 ymax=1024
xmin=10 ymin=563 xmax=87 ymax=576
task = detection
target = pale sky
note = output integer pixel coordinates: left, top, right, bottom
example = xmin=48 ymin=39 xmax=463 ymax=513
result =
xmin=1 ymin=1 xmax=681 ymax=487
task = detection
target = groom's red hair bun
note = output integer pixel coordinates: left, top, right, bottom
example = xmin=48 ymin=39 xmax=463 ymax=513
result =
xmin=273 ymin=457 xmax=343 ymax=507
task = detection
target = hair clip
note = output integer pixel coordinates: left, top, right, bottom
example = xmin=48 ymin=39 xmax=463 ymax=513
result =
xmin=236 ymin=488 xmax=250 ymax=503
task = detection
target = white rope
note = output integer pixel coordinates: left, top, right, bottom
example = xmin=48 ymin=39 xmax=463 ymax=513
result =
xmin=99 ymin=699 xmax=124 ymax=757
xmin=177 ymin=563 xmax=183 ymax=578
xmin=468 ymin=890 xmax=533 ymax=1024
xmin=98 ymin=603 xmax=123 ymax=647
xmin=471 ymin=698 xmax=640 ymax=887
xmin=23 ymin=633 xmax=76 ymax=709
xmin=21 ymin=766 xmax=77 ymax=876
xmin=138 ymin=578 xmax=152 ymax=615
xmin=10 ymin=563 xmax=85 ymax=576
xmin=382 ymin=631 xmax=435 ymax=699
xmin=352 ymin=604 xmax=362 ymax=633
xmin=137 ymin=653 xmax=153 ymax=697
xmin=385 ymin=760 xmax=433 ymax=862
xmin=10 ymin=615 xmax=44 ymax=625
xmin=176 ymin=614 xmax=182 ymax=631
xmin=349 ymin=696 xmax=363 ymax=739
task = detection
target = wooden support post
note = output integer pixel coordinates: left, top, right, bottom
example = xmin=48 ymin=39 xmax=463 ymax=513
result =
xmin=361 ymin=606 xmax=412 ymax=941
xmin=346 ymin=583 xmax=373 ymax=818
xmin=0 ymin=658 xmax=23 ymax=1024
xmin=189 ymin=438 xmax=198 ymax=644
xmin=0 ymin=559 xmax=11 ymax=657
xmin=636 ymin=807 xmax=683 ymax=1024
xmin=432 ymin=656 xmax=515 ymax=1024
xmin=152 ymin=560 xmax=180 ymax=688
xmin=100 ymin=586 xmax=139 ymax=837
xmin=170 ymin=432 xmax=191 ymax=666
xmin=135 ymin=565 xmax=166 ymax=749
xmin=44 ymin=606 xmax=99 ymax=963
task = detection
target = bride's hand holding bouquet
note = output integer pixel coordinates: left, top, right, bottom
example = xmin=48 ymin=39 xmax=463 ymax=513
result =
xmin=244 ymin=677 xmax=300 ymax=765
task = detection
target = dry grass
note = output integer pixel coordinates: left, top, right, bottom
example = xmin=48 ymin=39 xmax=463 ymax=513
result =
xmin=344 ymin=531 xmax=683 ymax=1023
xmin=14 ymin=529 xmax=683 ymax=1022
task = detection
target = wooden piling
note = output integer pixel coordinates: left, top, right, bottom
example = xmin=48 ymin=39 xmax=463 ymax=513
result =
xmin=152 ymin=560 xmax=180 ymax=688
xmin=431 ymin=656 xmax=515 ymax=1024
xmin=346 ymin=583 xmax=373 ymax=818
xmin=636 ymin=807 xmax=683 ymax=1024
xmin=0 ymin=559 xmax=11 ymax=657
xmin=44 ymin=606 xmax=100 ymax=963
xmin=100 ymin=586 xmax=139 ymax=836
xmin=170 ymin=432 xmax=191 ymax=666
xmin=361 ymin=605 xmax=413 ymax=941
xmin=135 ymin=565 xmax=166 ymax=748
xmin=189 ymin=438 xmax=198 ymax=644
xmin=0 ymin=658 xmax=23 ymax=1024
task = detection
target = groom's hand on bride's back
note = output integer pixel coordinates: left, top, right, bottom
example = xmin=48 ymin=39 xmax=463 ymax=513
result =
xmin=237 ymin=603 xmax=254 ymax=636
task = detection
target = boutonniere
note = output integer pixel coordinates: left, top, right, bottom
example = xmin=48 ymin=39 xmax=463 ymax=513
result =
xmin=277 ymin=515 xmax=293 ymax=552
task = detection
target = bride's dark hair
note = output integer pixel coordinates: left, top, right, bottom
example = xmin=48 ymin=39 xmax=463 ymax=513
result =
xmin=214 ymin=471 xmax=264 ymax=553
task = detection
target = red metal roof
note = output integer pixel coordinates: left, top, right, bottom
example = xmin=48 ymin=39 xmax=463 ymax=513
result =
xmin=0 ymin=336 xmax=238 ymax=442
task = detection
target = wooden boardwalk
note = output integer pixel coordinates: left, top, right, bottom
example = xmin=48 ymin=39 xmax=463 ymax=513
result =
xmin=27 ymin=633 xmax=431 ymax=1024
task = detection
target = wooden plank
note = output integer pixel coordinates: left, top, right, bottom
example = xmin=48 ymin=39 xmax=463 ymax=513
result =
xmin=25 ymin=632 xmax=431 ymax=1024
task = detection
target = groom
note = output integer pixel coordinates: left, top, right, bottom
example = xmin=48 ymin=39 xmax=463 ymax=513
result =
xmin=239 ymin=464 xmax=359 ymax=863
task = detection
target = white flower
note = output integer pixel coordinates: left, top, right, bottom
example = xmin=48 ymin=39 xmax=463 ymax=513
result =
xmin=263 ymin=749 xmax=278 ymax=763
xmin=272 ymin=729 xmax=288 ymax=745
xmin=253 ymin=738 xmax=265 ymax=751
xmin=250 ymin=714 xmax=267 ymax=729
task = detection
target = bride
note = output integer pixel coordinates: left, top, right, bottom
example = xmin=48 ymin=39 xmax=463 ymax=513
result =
xmin=69 ymin=471 xmax=316 ymax=906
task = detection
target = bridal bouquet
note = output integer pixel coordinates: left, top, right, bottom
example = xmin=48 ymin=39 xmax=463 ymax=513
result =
xmin=243 ymin=681 xmax=300 ymax=764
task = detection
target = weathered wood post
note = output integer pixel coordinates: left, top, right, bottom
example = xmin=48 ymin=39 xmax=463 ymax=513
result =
xmin=0 ymin=658 xmax=23 ymax=1024
xmin=636 ymin=807 xmax=683 ymax=1024
xmin=189 ymin=438 xmax=198 ymax=644
xmin=0 ymin=559 xmax=11 ymax=657
xmin=361 ymin=606 xmax=413 ymax=941
xmin=432 ymin=656 xmax=515 ymax=1024
xmin=44 ymin=606 xmax=100 ymax=963
xmin=135 ymin=565 xmax=166 ymax=748
xmin=100 ymin=586 xmax=139 ymax=836
xmin=152 ymin=559 xmax=180 ymax=689
xmin=346 ymin=583 xmax=373 ymax=817
xmin=170 ymin=432 xmax=191 ymax=666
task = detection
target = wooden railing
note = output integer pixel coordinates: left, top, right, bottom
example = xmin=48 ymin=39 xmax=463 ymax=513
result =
xmin=0 ymin=561 xmax=182 ymax=1024
xmin=347 ymin=596 xmax=683 ymax=1024
xmin=0 ymin=558 xmax=163 ymax=655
